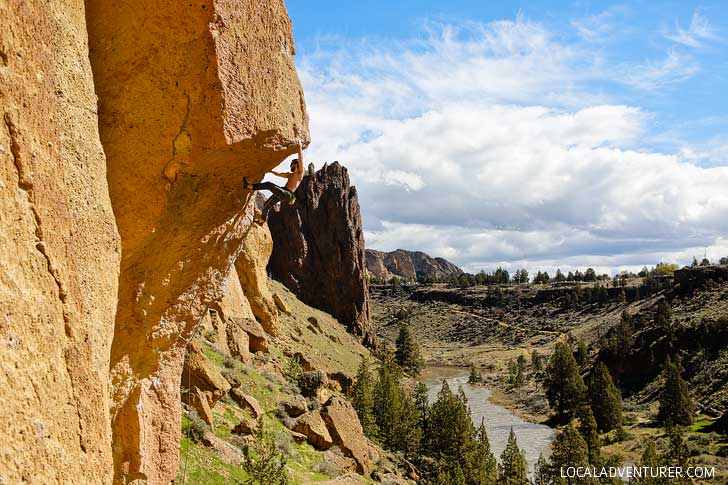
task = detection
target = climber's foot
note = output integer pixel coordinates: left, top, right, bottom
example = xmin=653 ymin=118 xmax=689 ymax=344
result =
xmin=242 ymin=177 xmax=250 ymax=189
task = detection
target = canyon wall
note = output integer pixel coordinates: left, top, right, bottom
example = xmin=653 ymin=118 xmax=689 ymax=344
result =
xmin=268 ymin=162 xmax=374 ymax=345
xmin=366 ymin=249 xmax=463 ymax=281
xmin=0 ymin=1 xmax=121 ymax=483
xmin=86 ymin=1 xmax=308 ymax=483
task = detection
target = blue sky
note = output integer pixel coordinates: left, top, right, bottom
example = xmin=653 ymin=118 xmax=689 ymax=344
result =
xmin=283 ymin=1 xmax=728 ymax=274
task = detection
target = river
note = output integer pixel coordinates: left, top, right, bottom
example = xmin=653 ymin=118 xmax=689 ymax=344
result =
xmin=419 ymin=367 xmax=554 ymax=474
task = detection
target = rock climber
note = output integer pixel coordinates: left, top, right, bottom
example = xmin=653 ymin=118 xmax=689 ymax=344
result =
xmin=243 ymin=141 xmax=305 ymax=224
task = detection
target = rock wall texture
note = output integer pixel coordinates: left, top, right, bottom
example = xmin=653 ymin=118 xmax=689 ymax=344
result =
xmin=86 ymin=1 xmax=308 ymax=483
xmin=365 ymin=249 xmax=463 ymax=281
xmin=235 ymin=221 xmax=281 ymax=335
xmin=0 ymin=1 xmax=121 ymax=483
xmin=268 ymin=162 xmax=374 ymax=345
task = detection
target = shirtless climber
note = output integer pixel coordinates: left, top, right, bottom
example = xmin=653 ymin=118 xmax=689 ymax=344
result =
xmin=243 ymin=141 xmax=305 ymax=224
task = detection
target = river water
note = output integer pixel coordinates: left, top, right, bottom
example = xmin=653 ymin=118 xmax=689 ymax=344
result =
xmin=420 ymin=367 xmax=554 ymax=473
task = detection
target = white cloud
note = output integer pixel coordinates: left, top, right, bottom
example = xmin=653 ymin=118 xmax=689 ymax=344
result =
xmin=295 ymin=19 xmax=728 ymax=275
xmin=666 ymin=11 xmax=720 ymax=48
xmin=620 ymin=49 xmax=699 ymax=90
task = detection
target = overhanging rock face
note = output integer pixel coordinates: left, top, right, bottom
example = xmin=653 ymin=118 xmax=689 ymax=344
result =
xmin=1 ymin=1 xmax=121 ymax=483
xmin=86 ymin=1 xmax=309 ymax=483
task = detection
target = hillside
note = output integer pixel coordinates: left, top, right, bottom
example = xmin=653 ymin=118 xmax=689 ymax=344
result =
xmin=176 ymin=275 xmax=418 ymax=484
xmin=365 ymin=249 xmax=463 ymax=281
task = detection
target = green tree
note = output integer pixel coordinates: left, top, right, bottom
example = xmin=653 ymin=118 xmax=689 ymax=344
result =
xmin=351 ymin=357 xmax=377 ymax=437
xmin=545 ymin=342 xmax=587 ymax=422
xmin=549 ymin=423 xmax=591 ymax=485
xmin=469 ymin=366 xmax=483 ymax=384
xmin=576 ymin=403 xmax=600 ymax=465
xmin=497 ymin=429 xmax=528 ymax=484
xmin=574 ymin=340 xmax=588 ymax=367
xmin=395 ymin=324 xmax=423 ymax=376
xmin=372 ymin=359 xmax=421 ymax=455
xmin=633 ymin=439 xmax=666 ymax=485
xmin=531 ymin=350 xmax=543 ymax=373
xmin=533 ymin=454 xmax=552 ymax=485
xmin=588 ymin=362 xmax=623 ymax=432
xmin=467 ymin=419 xmax=497 ymax=484
xmin=242 ymin=417 xmax=289 ymax=485
xmin=658 ymin=356 xmax=694 ymax=426
xmin=414 ymin=382 xmax=430 ymax=437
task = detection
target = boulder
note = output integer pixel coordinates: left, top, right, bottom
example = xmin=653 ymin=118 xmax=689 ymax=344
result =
xmin=232 ymin=417 xmax=259 ymax=436
xmin=299 ymin=370 xmax=330 ymax=402
xmin=290 ymin=430 xmax=308 ymax=444
xmin=231 ymin=389 xmax=263 ymax=418
xmin=235 ymin=222 xmax=281 ymax=335
xmin=322 ymin=396 xmax=372 ymax=475
xmin=191 ymin=389 xmax=215 ymax=426
xmin=292 ymin=411 xmax=334 ymax=450
xmin=273 ymin=293 xmax=291 ymax=315
xmin=183 ymin=340 xmax=231 ymax=401
xmin=236 ymin=316 xmax=270 ymax=353
xmin=268 ymin=162 xmax=374 ymax=346
xmin=281 ymin=395 xmax=308 ymax=417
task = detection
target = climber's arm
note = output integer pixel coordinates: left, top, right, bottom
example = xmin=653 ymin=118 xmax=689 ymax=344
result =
xmin=296 ymin=141 xmax=305 ymax=174
xmin=271 ymin=170 xmax=291 ymax=179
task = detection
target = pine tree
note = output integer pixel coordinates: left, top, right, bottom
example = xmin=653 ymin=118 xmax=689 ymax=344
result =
xmin=395 ymin=324 xmax=423 ymax=376
xmin=497 ymin=429 xmax=528 ymax=485
xmin=574 ymin=340 xmax=588 ymax=367
xmin=413 ymin=382 xmax=430 ymax=437
xmin=588 ymin=362 xmax=623 ymax=432
xmin=469 ymin=366 xmax=483 ymax=384
xmin=533 ymin=454 xmax=551 ymax=485
xmin=576 ymin=402 xmax=600 ymax=465
xmin=531 ymin=349 xmax=543 ymax=373
xmin=242 ymin=417 xmax=289 ymax=485
xmin=633 ymin=439 xmax=667 ymax=485
xmin=658 ymin=356 xmax=694 ymax=426
xmin=661 ymin=426 xmax=692 ymax=485
xmin=545 ymin=342 xmax=587 ymax=422
xmin=373 ymin=359 xmax=404 ymax=448
xmin=467 ymin=419 xmax=497 ymax=485
xmin=549 ymin=422 xmax=591 ymax=485
xmin=352 ymin=357 xmax=377 ymax=437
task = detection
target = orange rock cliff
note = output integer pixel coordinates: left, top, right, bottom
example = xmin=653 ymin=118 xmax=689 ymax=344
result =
xmin=1 ymin=1 xmax=308 ymax=484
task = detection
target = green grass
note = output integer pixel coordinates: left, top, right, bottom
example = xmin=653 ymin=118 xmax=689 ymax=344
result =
xmin=689 ymin=416 xmax=714 ymax=433
xmin=177 ymin=437 xmax=249 ymax=485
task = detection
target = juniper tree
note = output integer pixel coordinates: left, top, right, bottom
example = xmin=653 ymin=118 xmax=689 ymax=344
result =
xmin=531 ymin=349 xmax=543 ymax=373
xmin=497 ymin=429 xmax=528 ymax=485
xmin=633 ymin=439 xmax=666 ymax=485
xmin=545 ymin=342 xmax=587 ymax=422
xmin=576 ymin=402 xmax=601 ymax=465
xmin=549 ymin=422 xmax=591 ymax=485
xmin=574 ymin=340 xmax=588 ymax=367
xmin=466 ymin=419 xmax=497 ymax=484
xmin=351 ymin=357 xmax=377 ymax=437
xmin=372 ymin=359 xmax=421 ymax=454
xmin=414 ymin=382 xmax=430 ymax=437
xmin=658 ymin=356 xmax=694 ymax=426
xmin=242 ymin=417 xmax=289 ymax=485
xmin=588 ymin=362 xmax=623 ymax=432
xmin=395 ymin=323 xmax=423 ymax=376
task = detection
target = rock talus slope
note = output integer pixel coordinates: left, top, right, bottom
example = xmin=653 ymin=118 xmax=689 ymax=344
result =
xmin=0 ymin=1 xmax=121 ymax=483
xmin=86 ymin=1 xmax=308 ymax=483
xmin=268 ymin=162 xmax=374 ymax=345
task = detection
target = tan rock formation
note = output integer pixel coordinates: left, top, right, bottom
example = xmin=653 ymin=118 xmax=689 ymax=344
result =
xmin=0 ymin=2 xmax=120 ymax=483
xmin=292 ymin=411 xmax=334 ymax=450
xmin=235 ymin=221 xmax=281 ymax=335
xmin=85 ymin=1 xmax=308 ymax=483
xmin=322 ymin=396 xmax=372 ymax=475
xmin=230 ymin=389 xmax=263 ymax=419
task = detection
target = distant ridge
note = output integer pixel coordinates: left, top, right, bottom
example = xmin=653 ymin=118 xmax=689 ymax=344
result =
xmin=366 ymin=249 xmax=463 ymax=280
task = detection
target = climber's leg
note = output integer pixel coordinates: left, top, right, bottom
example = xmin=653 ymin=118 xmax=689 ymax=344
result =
xmin=257 ymin=188 xmax=295 ymax=224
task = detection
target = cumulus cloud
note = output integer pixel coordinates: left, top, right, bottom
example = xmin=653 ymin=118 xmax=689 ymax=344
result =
xmin=294 ymin=18 xmax=728 ymax=274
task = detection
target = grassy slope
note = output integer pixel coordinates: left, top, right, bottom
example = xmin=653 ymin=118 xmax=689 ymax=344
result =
xmin=176 ymin=280 xmax=374 ymax=484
